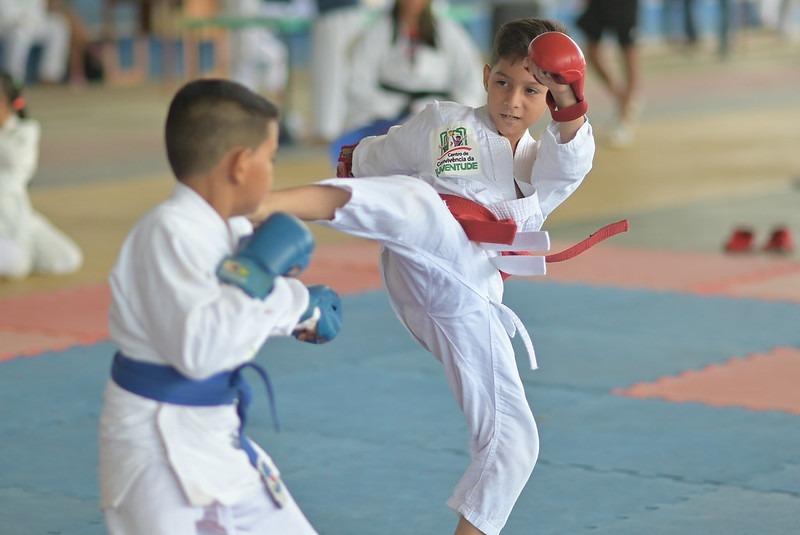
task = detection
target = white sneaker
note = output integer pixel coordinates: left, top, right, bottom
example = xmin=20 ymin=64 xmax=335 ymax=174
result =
xmin=625 ymin=98 xmax=644 ymax=123
xmin=605 ymin=122 xmax=634 ymax=148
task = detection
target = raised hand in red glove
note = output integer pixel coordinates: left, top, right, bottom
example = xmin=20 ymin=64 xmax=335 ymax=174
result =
xmin=526 ymin=31 xmax=588 ymax=123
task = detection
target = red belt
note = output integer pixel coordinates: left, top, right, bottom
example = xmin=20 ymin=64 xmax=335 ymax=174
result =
xmin=439 ymin=194 xmax=628 ymax=276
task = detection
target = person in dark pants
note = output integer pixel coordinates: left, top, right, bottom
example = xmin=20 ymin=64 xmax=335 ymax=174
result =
xmin=661 ymin=0 xmax=698 ymax=48
xmin=489 ymin=0 xmax=543 ymax=49
xmin=576 ymin=0 xmax=641 ymax=147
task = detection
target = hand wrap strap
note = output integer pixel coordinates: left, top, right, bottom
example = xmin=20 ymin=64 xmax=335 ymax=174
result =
xmin=546 ymin=93 xmax=589 ymax=123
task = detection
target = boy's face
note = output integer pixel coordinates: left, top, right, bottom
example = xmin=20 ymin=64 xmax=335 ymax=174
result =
xmin=483 ymin=57 xmax=548 ymax=144
xmin=240 ymin=120 xmax=279 ymax=214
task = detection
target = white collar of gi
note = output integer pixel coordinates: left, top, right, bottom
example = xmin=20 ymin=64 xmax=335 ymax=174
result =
xmin=475 ymin=105 xmax=535 ymax=149
xmin=426 ymin=106 xmax=531 ymax=204
xmin=170 ymin=182 xmax=247 ymax=246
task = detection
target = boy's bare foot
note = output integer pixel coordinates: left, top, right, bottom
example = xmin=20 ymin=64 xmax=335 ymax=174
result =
xmin=454 ymin=516 xmax=485 ymax=535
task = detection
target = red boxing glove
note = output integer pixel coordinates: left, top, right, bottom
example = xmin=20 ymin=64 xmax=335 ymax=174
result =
xmin=527 ymin=31 xmax=588 ymax=122
xmin=336 ymin=144 xmax=357 ymax=178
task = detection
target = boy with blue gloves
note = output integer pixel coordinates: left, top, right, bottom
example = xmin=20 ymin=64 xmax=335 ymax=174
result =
xmin=100 ymin=79 xmax=340 ymax=535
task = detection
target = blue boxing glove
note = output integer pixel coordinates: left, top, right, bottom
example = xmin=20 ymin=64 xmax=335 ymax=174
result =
xmin=293 ymin=285 xmax=342 ymax=344
xmin=217 ymin=212 xmax=314 ymax=299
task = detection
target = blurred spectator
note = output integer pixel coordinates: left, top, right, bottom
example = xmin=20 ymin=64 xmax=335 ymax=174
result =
xmin=333 ymin=0 xmax=485 ymax=162
xmin=661 ymin=0 xmax=699 ymax=48
xmin=777 ymin=0 xmax=798 ymax=39
xmin=660 ymin=0 xmax=766 ymax=58
xmin=103 ymin=0 xmax=157 ymax=37
xmin=50 ymin=0 xmax=105 ymax=85
xmin=719 ymin=0 xmax=765 ymax=58
xmin=311 ymin=0 xmax=370 ymax=141
xmin=222 ymin=0 xmax=315 ymax=143
xmin=718 ymin=0 xmax=733 ymax=57
xmin=222 ymin=0 xmax=314 ymax=102
xmin=0 ymin=0 xmax=70 ymax=84
xmin=99 ymin=0 xmax=156 ymax=85
xmin=0 ymin=72 xmax=82 ymax=279
xmin=576 ymin=0 xmax=641 ymax=147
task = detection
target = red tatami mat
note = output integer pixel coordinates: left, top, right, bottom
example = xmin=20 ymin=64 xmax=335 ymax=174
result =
xmin=614 ymin=347 xmax=800 ymax=414
xmin=306 ymin=240 xmax=800 ymax=303
xmin=543 ymin=244 xmax=800 ymax=302
xmin=2 ymin=240 xmax=797 ymax=362
xmin=0 ymin=241 xmax=383 ymax=361
xmin=0 ymin=330 xmax=84 ymax=362
xmin=299 ymin=240 xmax=382 ymax=294
xmin=0 ymin=284 xmax=111 ymax=341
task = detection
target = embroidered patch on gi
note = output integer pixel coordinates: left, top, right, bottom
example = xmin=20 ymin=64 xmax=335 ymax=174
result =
xmin=434 ymin=126 xmax=480 ymax=177
xmin=258 ymin=455 xmax=288 ymax=508
xmin=218 ymin=259 xmax=250 ymax=285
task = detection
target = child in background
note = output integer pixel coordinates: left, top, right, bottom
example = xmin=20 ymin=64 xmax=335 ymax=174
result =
xmin=335 ymin=0 xmax=485 ymax=153
xmin=0 ymin=72 xmax=82 ymax=279
xmin=100 ymin=78 xmax=340 ymax=535
xmin=0 ymin=0 xmax=70 ymax=85
xmin=256 ymin=18 xmax=595 ymax=535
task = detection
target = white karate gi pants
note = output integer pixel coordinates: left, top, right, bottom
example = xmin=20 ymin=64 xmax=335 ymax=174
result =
xmin=228 ymin=27 xmax=288 ymax=95
xmin=3 ymin=13 xmax=69 ymax=83
xmin=319 ymin=176 xmax=540 ymax=535
xmin=104 ymin=461 xmax=317 ymax=535
xmin=310 ymin=6 xmax=368 ymax=140
xmin=0 ymin=205 xmax=82 ymax=278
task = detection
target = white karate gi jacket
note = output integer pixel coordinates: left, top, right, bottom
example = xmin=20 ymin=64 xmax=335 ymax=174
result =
xmin=354 ymin=101 xmax=594 ymax=232
xmin=100 ymin=183 xmax=310 ymax=508
xmin=0 ymin=115 xmax=39 ymax=239
xmin=345 ymin=15 xmax=485 ymax=130
xmin=0 ymin=115 xmax=82 ymax=277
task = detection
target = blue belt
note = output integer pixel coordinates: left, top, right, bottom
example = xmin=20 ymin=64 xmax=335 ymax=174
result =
xmin=110 ymin=352 xmax=279 ymax=467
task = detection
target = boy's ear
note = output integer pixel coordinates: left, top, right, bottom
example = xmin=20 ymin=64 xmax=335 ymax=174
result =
xmin=227 ymin=147 xmax=251 ymax=185
xmin=483 ymin=64 xmax=491 ymax=91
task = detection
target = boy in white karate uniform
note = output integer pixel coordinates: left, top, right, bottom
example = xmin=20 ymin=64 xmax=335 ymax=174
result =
xmin=0 ymin=72 xmax=82 ymax=279
xmin=100 ymin=79 xmax=341 ymax=535
xmin=0 ymin=0 xmax=69 ymax=84
xmin=257 ymin=18 xmax=595 ymax=535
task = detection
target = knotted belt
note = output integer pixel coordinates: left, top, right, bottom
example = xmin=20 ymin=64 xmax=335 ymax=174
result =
xmin=440 ymin=194 xmax=628 ymax=278
xmin=110 ymin=352 xmax=280 ymax=479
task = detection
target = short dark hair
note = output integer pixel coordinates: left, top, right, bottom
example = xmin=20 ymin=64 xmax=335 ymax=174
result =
xmin=490 ymin=18 xmax=567 ymax=65
xmin=165 ymin=79 xmax=279 ymax=181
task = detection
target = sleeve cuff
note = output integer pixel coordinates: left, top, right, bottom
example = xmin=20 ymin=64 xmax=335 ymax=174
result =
xmin=545 ymin=117 xmax=593 ymax=146
xmin=262 ymin=277 xmax=310 ymax=335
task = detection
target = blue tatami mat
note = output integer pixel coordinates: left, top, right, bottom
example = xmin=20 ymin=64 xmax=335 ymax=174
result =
xmin=1 ymin=282 xmax=799 ymax=534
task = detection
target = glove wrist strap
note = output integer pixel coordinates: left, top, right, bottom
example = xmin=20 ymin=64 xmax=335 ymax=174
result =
xmin=546 ymin=92 xmax=588 ymax=122
xmin=337 ymin=144 xmax=358 ymax=178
